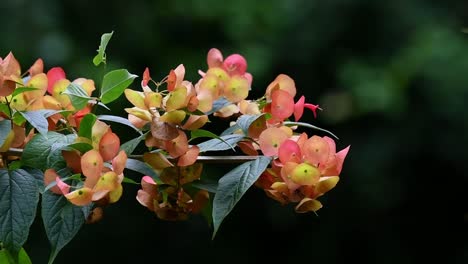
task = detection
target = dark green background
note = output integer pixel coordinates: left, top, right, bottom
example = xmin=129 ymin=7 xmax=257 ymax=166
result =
xmin=1 ymin=0 xmax=466 ymax=263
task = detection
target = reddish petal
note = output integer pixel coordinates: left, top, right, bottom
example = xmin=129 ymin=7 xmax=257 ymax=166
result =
xmin=81 ymin=149 xmax=104 ymax=186
xmin=62 ymin=150 xmax=82 ymax=173
xmin=302 ymin=136 xmax=330 ymax=166
xmin=258 ymin=127 xmax=289 ymax=156
xmin=178 ymin=145 xmax=200 ymax=167
xmin=112 ymin=150 xmax=127 ymax=175
xmin=141 ymin=176 xmax=158 ymax=194
xmin=165 ymin=130 xmax=189 ymax=158
xmin=46 ymin=67 xmax=66 ymax=94
xmin=99 ymin=132 xmax=120 ymax=161
xmin=271 ymin=89 xmax=294 ymax=120
xmin=141 ymin=67 xmax=151 ymax=88
xmin=223 ymin=54 xmax=247 ymax=76
xmin=55 ymin=176 xmax=71 ymax=195
xmin=28 ymin=58 xmax=44 ymax=76
xmin=207 ymin=48 xmax=223 ymax=68
xmin=237 ymin=141 xmax=258 ymax=156
xmin=182 ymin=115 xmax=208 ymax=131
xmin=65 ymin=187 xmax=93 ymax=206
xmin=294 ymin=96 xmax=305 ymax=121
xmin=278 ymin=140 xmax=302 ymax=164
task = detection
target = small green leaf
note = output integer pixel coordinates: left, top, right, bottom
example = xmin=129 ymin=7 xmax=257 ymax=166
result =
xmin=0 ymin=248 xmax=14 ymax=263
xmin=100 ymin=69 xmax=137 ymax=104
xmin=66 ymin=143 xmax=93 ymax=153
xmin=22 ymin=132 xmax=76 ymax=171
xmin=11 ymin=87 xmax=39 ymax=98
xmin=18 ymin=110 xmax=49 ymax=135
xmin=0 ymin=169 xmax=40 ymax=255
xmin=77 ymin=113 xmax=97 ymax=140
xmin=98 ymin=115 xmax=142 ymax=135
xmin=197 ymin=134 xmax=244 ymax=153
xmin=42 ymin=192 xmax=87 ymax=264
xmin=212 ymin=156 xmax=272 ymax=238
xmin=125 ymin=158 xmax=161 ymax=184
xmin=0 ymin=103 xmax=11 ymax=118
xmin=122 ymin=177 xmax=139 ymax=184
xmin=17 ymin=247 xmax=32 ymax=264
xmin=119 ymin=132 xmax=147 ymax=156
xmin=63 ymin=83 xmax=93 ymax=110
xmin=93 ymin=31 xmax=114 ymax=66
xmin=0 ymin=119 xmax=12 ymax=147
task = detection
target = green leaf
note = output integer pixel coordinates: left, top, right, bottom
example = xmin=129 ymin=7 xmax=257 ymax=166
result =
xmin=66 ymin=143 xmax=93 ymax=154
xmin=0 ymin=103 xmax=11 ymax=118
xmin=122 ymin=177 xmax=139 ymax=184
xmin=21 ymin=132 xmax=76 ymax=171
xmin=205 ymin=97 xmax=230 ymax=115
xmin=93 ymin=31 xmax=114 ymax=66
xmin=0 ymin=119 xmax=12 ymax=147
xmin=63 ymin=83 xmax=93 ymax=110
xmin=18 ymin=110 xmax=50 ymax=135
xmin=283 ymin=121 xmax=339 ymax=140
xmin=212 ymin=156 xmax=271 ymax=238
xmin=100 ymin=69 xmax=137 ymax=104
xmin=17 ymin=247 xmax=32 ymax=264
xmin=42 ymin=192 xmax=86 ymax=264
xmin=0 ymin=248 xmax=14 ymax=263
xmin=119 ymin=132 xmax=147 ymax=156
xmin=98 ymin=115 xmax=142 ymax=135
xmin=11 ymin=87 xmax=39 ymax=98
xmin=190 ymin=129 xmax=236 ymax=150
xmin=197 ymin=134 xmax=244 ymax=153
xmin=77 ymin=113 xmax=97 ymax=140
xmin=0 ymin=169 xmax=40 ymax=255
xmin=125 ymin=158 xmax=161 ymax=184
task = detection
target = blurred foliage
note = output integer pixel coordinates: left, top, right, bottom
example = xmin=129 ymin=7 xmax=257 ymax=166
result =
xmin=1 ymin=0 xmax=467 ymax=263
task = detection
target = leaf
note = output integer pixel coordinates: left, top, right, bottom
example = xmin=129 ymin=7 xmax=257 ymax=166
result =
xmin=0 ymin=119 xmax=12 ymax=147
xmin=77 ymin=113 xmax=97 ymax=140
xmin=0 ymin=169 xmax=40 ymax=255
xmin=190 ymin=129 xmax=235 ymax=150
xmin=66 ymin=143 xmax=93 ymax=153
xmin=122 ymin=177 xmax=139 ymax=184
xmin=0 ymin=248 xmax=14 ymax=263
xmin=93 ymin=31 xmax=114 ymax=66
xmin=191 ymin=180 xmax=218 ymax=193
xmin=17 ymin=247 xmax=32 ymax=264
xmin=63 ymin=83 xmax=92 ymax=110
xmin=197 ymin=134 xmax=244 ymax=153
xmin=11 ymin=87 xmax=39 ymax=98
xmin=119 ymin=132 xmax=147 ymax=156
xmin=100 ymin=69 xmax=138 ymax=104
xmin=98 ymin=115 xmax=142 ymax=135
xmin=212 ymin=156 xmax=271 ymax=238
xmin=236 ymin=114 xmax=263 ymax=134
xmin=125 ymin=158 xmax=161 ymax=184
xmin=0 ymin=103 xmax=11 ymax=118
xmin=42 ymin=192 xmax=87 ymax=264
xmin=21 ymin=132 xmax=76 ymax=171
xmin=283 ymin=121 xmax=339 ymax=140
xmin=205 ymin=97 xmax=231 ymax=115
xmin=18 ymin=110 xmax=49 ymax=135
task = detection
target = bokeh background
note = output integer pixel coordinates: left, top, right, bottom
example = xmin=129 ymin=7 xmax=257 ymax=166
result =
xmin=1 ymin=0 xmax=467 ymax=263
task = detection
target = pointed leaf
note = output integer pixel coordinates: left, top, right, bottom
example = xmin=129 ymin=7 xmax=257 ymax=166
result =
xmin=0 ymin=169 xmax=40 ymax=255
xmin=197 ymin=134 xmax=244 ymax=153
xmin=98 ymin=115 xmax=142 ymax=135
xmin=22 ymin=132 xmax=76 ymax=170
xmin=0 ymin=119 xmax=12 ymax=147
xmin=18 ymin=110 xmax=50 ymax=135
xmin=125 ymin=158 xmax=161 ymax=184
xmin=93 ymin=31 xmax=114 ymax=66
xmin=11 ymin=87 xmax=39 ymax=98
xmin=63 ymin=83 xmax=92 ymax=110
xmin=100 ymin=69 xmax=137 ymax=104
xmin=119 ymin=132 xmax=147 ymax=155
xmin=77 ymin=113 xmax=96 ymax=140
xmin=42 ymin=192 xmax=87 ymax=264
xmin=212 ymin=156 xmax=271 ymax=238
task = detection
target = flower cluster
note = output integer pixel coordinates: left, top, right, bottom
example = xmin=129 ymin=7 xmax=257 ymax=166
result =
xmin=0 ymin=33 xmax=350 ymax=262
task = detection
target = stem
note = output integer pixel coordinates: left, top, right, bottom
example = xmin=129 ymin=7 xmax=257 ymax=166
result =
xmin=283 ymin=121 xmax=339 ymax=140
